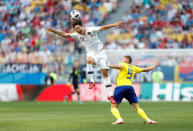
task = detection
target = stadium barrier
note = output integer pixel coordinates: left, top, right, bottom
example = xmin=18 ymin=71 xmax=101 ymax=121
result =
xmin=0 ymin=83 xmax=192 ymax=102
xmin=76 ymin=83 xmax=193 ymax=102
xmin=0 ymin=63 xmax=46 ymax=85
xmin=0 ymin=84 xmax=73 ymax=102
xmin=0 ymin=73 xmax=47 ymax=85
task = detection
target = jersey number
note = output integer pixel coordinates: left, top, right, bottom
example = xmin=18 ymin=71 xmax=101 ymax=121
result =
xmin=88 ymin=32 xmax=93 ymax=37
xmin=127 ymin=69 xmax=133 ymax=79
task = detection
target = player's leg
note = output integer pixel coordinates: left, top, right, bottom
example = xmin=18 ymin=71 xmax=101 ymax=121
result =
xmin=73 ymin=81 xmax=81 ymax=102
xmin=132 ymin=103 xmax=149 ymax=121
xmin=111 ymin=86 xmax=124 ymax=124
xmin=111 ymin=103 xmax=123 ymax=124
xmin=86 ymin=56 xmax=96 ymax=89
xmin=75 ymin=88 xmax=81 ymax=103
xmin=87 ymin=64 xmax=94 ymax=82
xmin=125 ymin=86 xmax=157 ymax=125
xmin=132 ymin=103 xmax=158 ymax=125
xmin=101 ymin=69 xmax=115 ymax=104
xmin=96 ymin=50 xmax=115 ymax=103
xmin=101 ymin=69 xmax=113 ymax=96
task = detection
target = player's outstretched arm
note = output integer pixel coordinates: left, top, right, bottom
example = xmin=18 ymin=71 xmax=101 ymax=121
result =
xmin=47 ymin=27 xmax=71 ymax=38
xmin=142 ymin=61 xmax=160 ymax=72
xmin=99 ymin=21 xmax=123 ymax=30
xmin=109 ymin=64 xmax=122 ymax=70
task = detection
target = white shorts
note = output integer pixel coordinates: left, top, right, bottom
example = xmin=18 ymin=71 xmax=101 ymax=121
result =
xmin=87 ymin=50 xmax=109 ymax=69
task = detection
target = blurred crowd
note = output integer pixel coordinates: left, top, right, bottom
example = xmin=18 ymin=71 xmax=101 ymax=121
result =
xmin=0 ymin=0 xmax=118 ymax=75
xmin=105 ymin=0 xmax=193 ymax=49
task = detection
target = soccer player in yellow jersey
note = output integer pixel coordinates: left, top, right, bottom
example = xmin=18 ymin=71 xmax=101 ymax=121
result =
xmin=109 ymin=56 xmax=160 ymax=125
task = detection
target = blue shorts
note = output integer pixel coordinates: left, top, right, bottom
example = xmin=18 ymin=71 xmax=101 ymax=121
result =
xmin=113 ymin=86 xmax=138 ymax=104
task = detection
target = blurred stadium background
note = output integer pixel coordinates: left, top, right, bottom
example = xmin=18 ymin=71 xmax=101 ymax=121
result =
xmin=0 ymin=0 xmax=192 ymax=102
xmin=0 ymin=0 xmax=193 ymax=130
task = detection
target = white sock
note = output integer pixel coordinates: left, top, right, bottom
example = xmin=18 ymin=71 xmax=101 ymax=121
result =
xmin=87 ymin=64 xmax=94 ymax=83
xmin=147 ymin=119 xmax=151 ymax=122
xmin=103 ymin=77 xmax=113 ymax=96
xmin=117 ymin=118 xmax=123 ymax=122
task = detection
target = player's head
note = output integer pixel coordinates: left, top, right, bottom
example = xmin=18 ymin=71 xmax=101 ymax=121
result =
xmin=122 ymin=56 xmax=132 ymax=64
xmin=72 ymin=20 xmax=85 ymax=35
xmin=74 ymin=59 xmax=79 ymax=67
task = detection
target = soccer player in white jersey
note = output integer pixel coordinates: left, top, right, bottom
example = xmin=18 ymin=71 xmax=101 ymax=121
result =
xmin=47 ymin=20 xmax=122 ymax=104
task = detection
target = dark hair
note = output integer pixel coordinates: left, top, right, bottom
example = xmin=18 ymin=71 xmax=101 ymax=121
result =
xmin=124 ymin=56 xmax=132 ymax=63
xmin=72 ymin=20 xmax=82 ymax=28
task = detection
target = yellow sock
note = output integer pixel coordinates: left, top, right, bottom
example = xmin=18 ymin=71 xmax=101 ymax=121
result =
xmin=136 ymin=108 xmax=149 ymax=120
xmin=111 ymin=107 xmax=121 ymax=119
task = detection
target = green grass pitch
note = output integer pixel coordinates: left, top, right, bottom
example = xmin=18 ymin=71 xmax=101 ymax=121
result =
xmin=0 ymin=102 xmax=192 ymax=131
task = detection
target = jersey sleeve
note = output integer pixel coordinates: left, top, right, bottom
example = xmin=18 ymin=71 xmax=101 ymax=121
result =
xmin=119 ymin=62 xmax=126 ymax=70
xmin=89 ymin=26 xmax=100 ymax=34
xmin=134 ymin=66 xmax=143 ymax=73
xmin=69 ymin=32 xmax=79 ymax=39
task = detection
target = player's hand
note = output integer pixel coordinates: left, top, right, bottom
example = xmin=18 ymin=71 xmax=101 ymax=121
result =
xmin=66 ymin=82 xmax=71 ymax=86
xmin=115 ymin=21 xmax=123 ymax=28
xmin=83 ymin=78 xmax=87 ymax=83
xmin=47 ymin=27 xmax=54 ymax=32
xmin=155 ymin=61 xmax=160 ymax=67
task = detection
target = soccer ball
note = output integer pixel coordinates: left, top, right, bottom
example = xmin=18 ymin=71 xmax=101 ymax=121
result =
xmin=70 ymin=10 xmax=81 ymax=20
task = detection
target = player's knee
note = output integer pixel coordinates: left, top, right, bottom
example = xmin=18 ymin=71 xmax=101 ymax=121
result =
xmin=86 ymin=58 xmax=94 ymax=64
xmin=111 ymin=103 xmax=118 ymax=108
xmin=132 ymin=103 xmax=139 ymax=111
xmin=86 ymin=59 xmax=92 ymax=64
xmin=101 ymin=70 xmax=108 ymax=77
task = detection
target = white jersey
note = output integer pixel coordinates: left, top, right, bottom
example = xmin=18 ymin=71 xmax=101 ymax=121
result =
xmin=69 ymin=26 xmax=103 ymax=55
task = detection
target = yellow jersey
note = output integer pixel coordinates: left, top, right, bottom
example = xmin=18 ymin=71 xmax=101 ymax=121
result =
xmin=116 ymin=62 xmax=143 ymax=87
